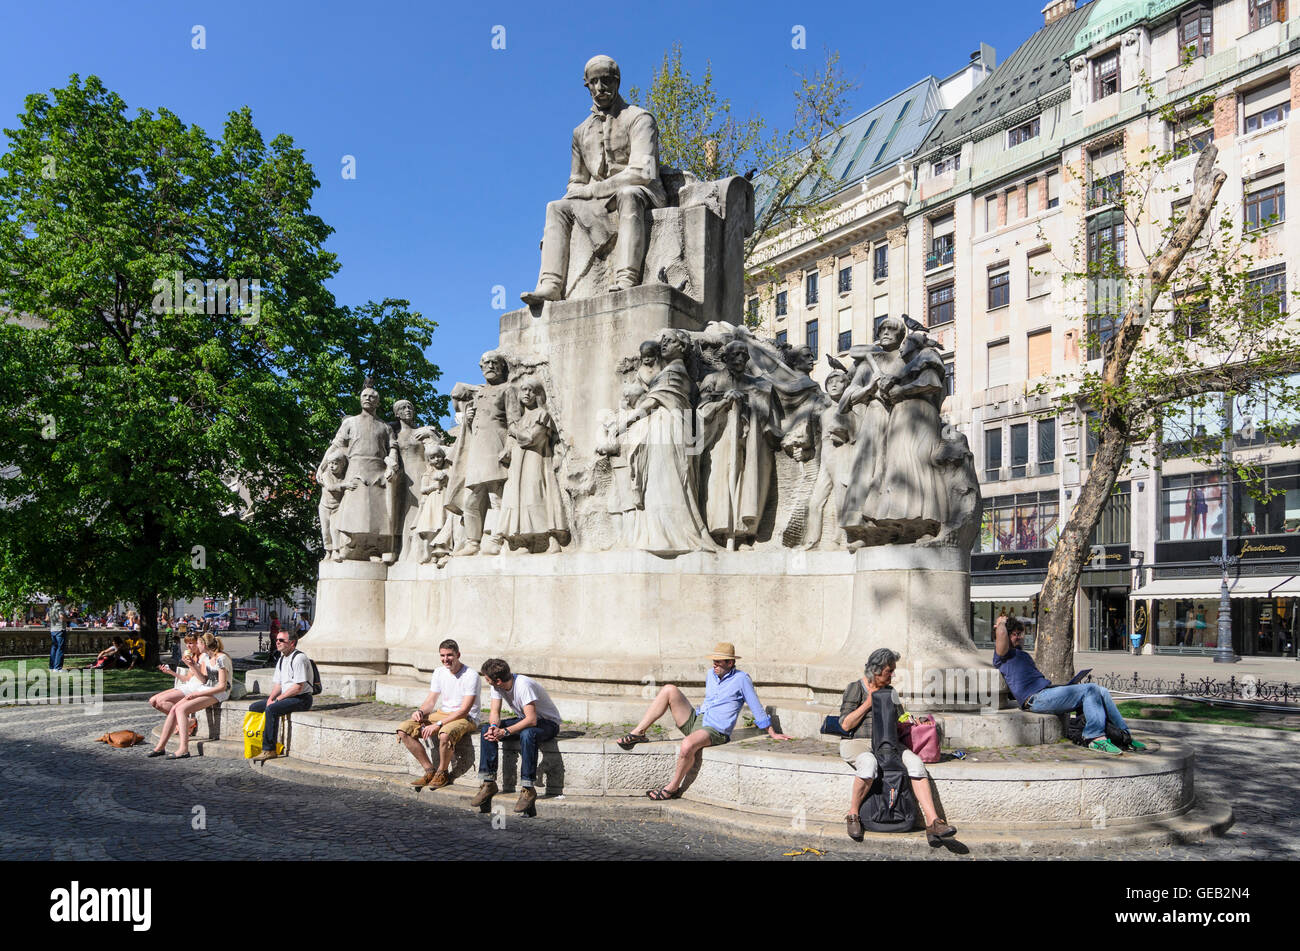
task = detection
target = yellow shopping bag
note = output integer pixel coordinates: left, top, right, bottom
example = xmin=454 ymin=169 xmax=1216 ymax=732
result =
xmin=242 ymin=710 xmax=284 ymax=759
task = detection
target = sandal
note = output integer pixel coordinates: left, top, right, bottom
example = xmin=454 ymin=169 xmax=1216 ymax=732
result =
xmin=645 ymin=787 xmax=681 ymax=801
xmin=166 ymin=752 xmax=191 ymax=760
xmin=617 ymin=732 xmax=648 ymax=751
xmin=146 ymin=749 xmax=166 ymax=758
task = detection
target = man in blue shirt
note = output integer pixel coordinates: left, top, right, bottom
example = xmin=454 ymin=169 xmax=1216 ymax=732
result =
xmin=617 ymin=642 xmax=790 ymax=799
xmin=993 ymin=615 xmax=1145 ymax=755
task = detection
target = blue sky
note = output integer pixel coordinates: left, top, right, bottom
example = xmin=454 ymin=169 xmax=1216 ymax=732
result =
xmin=1 ymin=0 xmax=1058 ymax=426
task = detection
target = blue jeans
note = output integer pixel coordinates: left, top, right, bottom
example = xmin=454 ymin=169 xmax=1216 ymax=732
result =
xmin=248 ymin=694 xmax=313 ymax=748
xmin=478 ymin=717 xmax=560 ymax=788
xmin=49 ymin=630 xmax=67 ymax=670
xmin=1028 ymin=683 xmax=1129 ymax=741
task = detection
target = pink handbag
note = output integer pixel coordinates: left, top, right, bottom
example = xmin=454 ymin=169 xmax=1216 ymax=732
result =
xmin=898 ymin=715 xmax=941 ymax=763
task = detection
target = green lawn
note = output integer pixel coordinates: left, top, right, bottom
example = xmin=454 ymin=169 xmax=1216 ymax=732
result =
xmin=1118 ymin=700 xmax=1299 ymax=732
xmin=0 ymin=656 xmax=242 ymax=696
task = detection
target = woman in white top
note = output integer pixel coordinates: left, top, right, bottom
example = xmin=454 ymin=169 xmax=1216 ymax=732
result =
xmin=148 ymin=634 xmax=204 ymax=714
xmin=147 ymin=633 xmax=231 ymax=759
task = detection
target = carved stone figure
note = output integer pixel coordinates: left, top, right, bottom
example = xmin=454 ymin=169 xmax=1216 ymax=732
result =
xmin=925 ymin=424 xmax=983 ymax=551
xmin=499 ymin=377 xmax=570 ymax=553
xmin=320 ymin=381 xmax=399 ymax=561
xmin=415 ymin=442 xmax=455 ymax=565
xmin=838 ymin=316 xmax=949 ymax=546
xmin=523 ymin=55 xmax=666 ymax=305
xmin=617 ymin=328 xmax=717 ymax=555
xmin=802 ymin=369 xmax=858 ymax=550
xmin=600 ymin=381 xmax=647 ymax=543
xmin=445 ymin=351 xmax=514 ymax=556
xmin=392 ymin=400 xmax=428 ymax=562
xmin=317 ymin=449 xmax=350 ymax=560
xmin=697 ymin=339 xmax=778 ymax=548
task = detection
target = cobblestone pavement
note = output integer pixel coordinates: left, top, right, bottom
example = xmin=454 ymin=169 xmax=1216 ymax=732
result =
xmin=2 ymin=701 xmax=1296 ymax=861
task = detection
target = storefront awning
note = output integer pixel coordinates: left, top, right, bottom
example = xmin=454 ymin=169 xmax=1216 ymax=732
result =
xmin=1131 ymin=575 xmax=1300 ymax=600
xmin=970 ymin=582 xmax=1043 ymax=602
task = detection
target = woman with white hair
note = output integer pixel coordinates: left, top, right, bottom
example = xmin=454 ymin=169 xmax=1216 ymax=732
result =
xmin=839 ymin=647 xmax=956 ymax=843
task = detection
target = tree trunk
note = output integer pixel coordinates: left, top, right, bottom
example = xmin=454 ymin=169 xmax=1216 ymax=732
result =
xmin=1034 ymin=146 xmax=1226 ymax=684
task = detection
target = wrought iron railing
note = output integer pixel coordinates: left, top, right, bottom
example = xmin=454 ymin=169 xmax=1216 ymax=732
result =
xmin=1095 ymin=671 xmax=1300 ymax=705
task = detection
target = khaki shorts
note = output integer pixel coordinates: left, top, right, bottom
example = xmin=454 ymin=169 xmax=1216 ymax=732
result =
xmin=397 ymin=716 xmax=475 ymax=744
xmin=679 ymin=711 xmax=729 ymax=746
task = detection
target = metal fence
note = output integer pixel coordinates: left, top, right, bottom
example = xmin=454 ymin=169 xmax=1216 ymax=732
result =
xmin=1095 ymin=670 xmax=1300 ymax=705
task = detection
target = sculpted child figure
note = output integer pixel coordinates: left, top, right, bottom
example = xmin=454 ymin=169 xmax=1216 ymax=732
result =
xmin=499 ymin=376 xmax=570 ymax=553
xmin=318 ymin=450 xmax=350 ymax=560
xmin=415 ymin=442 xmax=455 ymax=565
xmin=803 ymin=369 xmax=858 ymax=550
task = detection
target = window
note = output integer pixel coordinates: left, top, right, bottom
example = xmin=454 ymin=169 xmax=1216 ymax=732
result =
xmin=978 ymin=491 xmax=1061 ymax=552
xmin=988 ymin=267 xmax=1010 ymax=310
xmin=838 ymin=266 xmax=852 ymax=294
xmin=1249 ymin=0 xmax=1287 ymax=31
xmin=1092 ymin=51 xmax=1119 ymax=100
xmin=1027 ymin=328 xmax=1052 ymax=378
xmin=1245 ymin=173 xmax=1285 ymax=231
xmin=776 ymin=290 xmax=787 ymax=317
xmin=1090 ymin=482 xmax=1131 ymax=547
xmin=1037 ymin=417 xmax=1056 ymax=475
xmin=1010 ymin=423 xmax=1029 ymax=478
xmin=1234 ymin=375 xmax=1300 ymax=448
xmin=1088 ymin=145 xmax=1123 ymax=208
xmin=944 ymin=358 xmax=955 ymax=397
xmin=806 ymin=271 xmax=819 ymax=306
xmin=1007 ymin=118 xmax=1040 ymax=147
xmin=1046 ymin=170 xmax=1061 ymax=209
xmin=775 ymin=329 xmax=787 ymax=346
xmin=928 ymin=215 xmax=954 ymax=269
xmin=1084 ymin=409 xmax=1101 ymax=467
xmin=933 ymin=154 xmax=960 ymax=175
xmin=1160 ymin=472 xmax=1226 ymax=540
xmin=1179 ymin=5 xmax=1213 ymax=58
xmin=873 ymin=244 xmax=889 ymax=281
xmin=984 ymin=428 xmax=1003 ymax=479
xmin=1087 ymin=210 xmax=1125 ymax=361
xmin=1233 ymin=462 xmax=1300 ymax=536
xmin=806 ymin=319 xmax=819 ymax=358
xmin=1244 ymin=79 xmax=1291 ymax=133
xmin=839 ymin=118 xmax=879 ymax=180
xmin=928 ymin=282 xmax=955 ymax=325
xmin=982 ymin=194 xmax=998 ymax=232
xmin=988 ymin=338 xmax=1010 ymax=387
xmin=747 ymin=297 xmax=759 ymax=323
xmin=1027 ymin=250 xmax=1051 ymax=298
xmin=1173 ymin=110 xmax=1214 ymax=158
xmin=873 ymin=99 xmax=913 ymax=165
xmin=1173 ymin=291 xmax=1209 ymax=339
xmin=838 ymin=329 xmax=852 ymax=352
xmin=1162 ymin=392 xmax=1225 ymax=456
xmin=1246 ymin=264 xmax=1287 ymax=319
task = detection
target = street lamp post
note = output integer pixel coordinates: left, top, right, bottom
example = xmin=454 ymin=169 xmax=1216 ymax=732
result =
xmin=1211 ymin=402 xmax=1240 ymax=664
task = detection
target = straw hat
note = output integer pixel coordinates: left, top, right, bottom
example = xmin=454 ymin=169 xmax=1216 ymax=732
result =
xmin=706 ymin=642 xmax=740 ymax=660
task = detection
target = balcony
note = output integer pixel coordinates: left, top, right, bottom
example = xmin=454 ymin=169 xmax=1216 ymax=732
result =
xmin=926 ymin=245 xmax=954 ymax=271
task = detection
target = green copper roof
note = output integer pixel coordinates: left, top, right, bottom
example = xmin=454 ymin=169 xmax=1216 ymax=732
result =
xmin=1067 ymin=0 xmax=1191 ymax=57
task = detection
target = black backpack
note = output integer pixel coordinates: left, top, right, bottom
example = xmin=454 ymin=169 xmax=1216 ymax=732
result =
xmin=859 ymin=687 xmax=919 ymax=833
xmin=283 ymin=650 xmax=323 ymax=696
xmin=1062 ymin=712 xmax=1133 ymax=749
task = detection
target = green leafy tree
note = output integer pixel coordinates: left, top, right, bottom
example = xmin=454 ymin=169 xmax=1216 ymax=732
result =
xmin=629 ymin=43 xmax=854 ymax=273
xmin=0 ymin=75 xmax=445 ymax=659
xmin=1032 ymin=83 xmax=1300 ymax=682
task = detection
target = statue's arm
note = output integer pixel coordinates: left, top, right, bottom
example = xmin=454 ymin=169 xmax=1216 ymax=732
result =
xmin=564 ymin=128 xmax=591 ymax=198
xmin=588 ymin=111 xmax=660 ymax=199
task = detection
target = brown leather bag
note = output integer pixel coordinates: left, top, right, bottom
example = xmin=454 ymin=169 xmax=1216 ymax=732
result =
xmin=97 ymin=730 xmax=145 ymax=748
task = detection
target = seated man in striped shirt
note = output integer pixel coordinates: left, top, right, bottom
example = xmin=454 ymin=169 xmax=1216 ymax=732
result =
xmin=617 ymin=642 xmax=791 ymax=800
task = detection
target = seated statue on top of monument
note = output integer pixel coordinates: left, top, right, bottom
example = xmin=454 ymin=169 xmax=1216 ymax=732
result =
xmin=521 ymin=55 xmax=754 ymax=322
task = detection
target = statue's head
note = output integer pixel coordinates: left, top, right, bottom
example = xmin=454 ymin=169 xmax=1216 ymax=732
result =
xmin=825 ymin=369 xmax=850 ymax=401
xmin=480 ymin=350 xmax=508 ymax=384
xmin=786 ymin=345 xmax=816 ymax=374
xmin=423 ymin=442 xmax=447 ymax=466
xmin=876 ymin=316 xmax=906 ymax=351
xmin=583 ymin=55 xmax=620 ymax=110
xmin=657 ymin=328 xmax=689 ymax=362
xmin=517 ymin=375 xmax=544 ymax=408
xmin=326 ymin=449 xmax=348 ymax=477
xmin=360 ymin=381 xmax=379 ymax=413
xmin=393 ymin=399 xmax=415 ymax=424
xmin=721 ymin=339 xmax=750 ymax=374
xmin=621 ymin=382 xmax=643 ymax=408
xmin=638 ymin=339 xmax=661 ymax=366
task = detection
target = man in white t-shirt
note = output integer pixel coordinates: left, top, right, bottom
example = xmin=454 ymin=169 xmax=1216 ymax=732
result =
xmin=395 ymin=639 xmax=480 ymax=789
xmin=249 ymin=631 xmax=315 ymax=762
xmin=472 ymin=658 xmax=563 ymax=814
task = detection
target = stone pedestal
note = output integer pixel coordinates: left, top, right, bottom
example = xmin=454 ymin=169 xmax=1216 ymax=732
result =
xmin=499 ymin=284 xmax=706 ymax=465
xmin=304 ymin=560 xmax=388 ymax=671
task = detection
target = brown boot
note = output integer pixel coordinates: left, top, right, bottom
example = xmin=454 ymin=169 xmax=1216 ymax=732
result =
xmin=926 ymin=818 xmax=957 ymax=843
xmin=252 ymin=749 xmax=278 ymax=763
xmin=410 ymin=770 xmax=436 ymax=788
xmin=428 ymin=770 xmax=451 ymax=789
xmin=470 ymin=781 xmax=498 ymax=807
xmin=514 ymin=786 xmax=537 ymax=813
